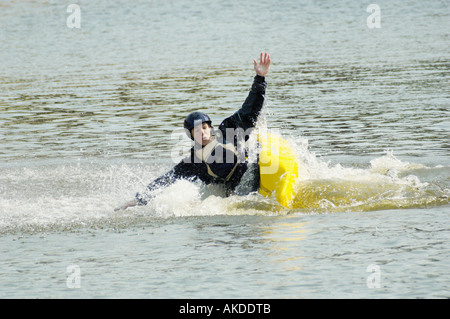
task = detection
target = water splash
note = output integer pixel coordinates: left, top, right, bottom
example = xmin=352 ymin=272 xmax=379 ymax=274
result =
xmin=286 ymin=138 xmax=449 ymax=213
xmin=122 ymin=127 xmax=449 ymax=217
xmin=0 ymin=138 xmax=449 ymax=234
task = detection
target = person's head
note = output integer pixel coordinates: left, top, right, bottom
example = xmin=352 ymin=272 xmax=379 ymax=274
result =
xmin=183 ymin=111 xmax=213 ymax=146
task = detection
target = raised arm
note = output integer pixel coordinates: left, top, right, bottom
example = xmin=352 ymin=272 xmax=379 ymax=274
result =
xmin=219 ymin=52 xmax=271 ymax=138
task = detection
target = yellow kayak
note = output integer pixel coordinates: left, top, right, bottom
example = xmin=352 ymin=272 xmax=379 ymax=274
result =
xmin=258 ymin=133 xmax=299 ymax=208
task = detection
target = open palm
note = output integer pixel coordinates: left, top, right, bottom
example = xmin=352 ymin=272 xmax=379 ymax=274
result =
xmin=253 ymin=52 xmax=271 ymax=77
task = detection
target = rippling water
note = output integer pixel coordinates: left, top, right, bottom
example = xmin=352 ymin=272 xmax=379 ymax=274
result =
xmin=0 ymin=0 xmax=449 ymax=298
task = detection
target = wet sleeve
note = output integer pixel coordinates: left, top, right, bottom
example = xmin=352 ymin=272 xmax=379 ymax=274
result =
xmin=218 ymin=75 xmax=266 ymax=137
xmin=135 ymin=159 xmax=199 ymax=206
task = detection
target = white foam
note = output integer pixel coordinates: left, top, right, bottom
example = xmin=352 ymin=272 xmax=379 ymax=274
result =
xmin=0 ymin=137 xmax=448 ymax=233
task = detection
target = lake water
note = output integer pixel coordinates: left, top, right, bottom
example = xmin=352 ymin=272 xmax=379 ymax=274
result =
xmin=0 ymin=0 xmax=449 ymax=299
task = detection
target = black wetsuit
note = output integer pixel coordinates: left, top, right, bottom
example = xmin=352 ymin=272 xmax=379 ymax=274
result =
xmin=136 ymin=75 xmax=266 ymax=205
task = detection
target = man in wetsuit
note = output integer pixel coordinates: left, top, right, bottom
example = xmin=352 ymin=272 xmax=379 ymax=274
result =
xmin=116 ymin=52 xmax=271 ymax=211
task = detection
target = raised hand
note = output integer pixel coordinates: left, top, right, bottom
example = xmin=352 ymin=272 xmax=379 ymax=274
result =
xmin=253 ymin=52 xmax=271 ymax=77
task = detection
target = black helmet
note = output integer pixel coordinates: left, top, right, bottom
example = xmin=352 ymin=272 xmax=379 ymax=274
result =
xmin=183 ymin=111 xmax=212 ymax=139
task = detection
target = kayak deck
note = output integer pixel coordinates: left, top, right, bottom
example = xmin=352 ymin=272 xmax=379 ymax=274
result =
xmin=258 ymin=133 xmax=299 ymax=208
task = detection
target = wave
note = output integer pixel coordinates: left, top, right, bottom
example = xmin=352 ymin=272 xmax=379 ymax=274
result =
xmin=0 ymin=136 xmax=449 ymax=235
xmin=284 ymin=136 xmax=449 ymax=212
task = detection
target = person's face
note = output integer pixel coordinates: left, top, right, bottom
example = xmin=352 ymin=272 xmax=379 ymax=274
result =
xmin=191 ymin=123 xmax=212 ymax=146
